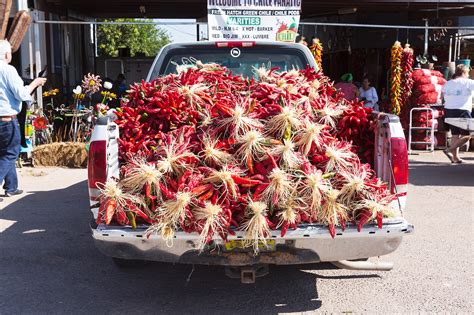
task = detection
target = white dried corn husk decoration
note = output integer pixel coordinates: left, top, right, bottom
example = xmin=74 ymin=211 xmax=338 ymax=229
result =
xmin=315 ymin=102 xmax=344 ymax=129
xmin=217 ymin=100 xmax=263 ymax=138
xmin=261 ymin=168 xmax=294 ymax=206
xmin=276 ymin=196 xmax=301 ymax=230
xmin=253 ymin=66 xmax=275 ymax=82
xmin=241 ymin=200 xmax=272 ymax=254
xmin=194 ymin=202 xmax=228 ymax=251
xmin=294 ymin=119 xmax=327 ymax=155
xmin=203 ymin=165 xmax=242 ymax=200
xmin=156 ymin=142 xmax=196 ymax=176
xmin=200 ymin=136 xmax=234 ymax=167
xmin=146 ymin=191 xmax=193 ymax=244
xmin=98 ymin=180 xmax=144 ymax=209
xmin=120 ymin=156 xmax=162 ymax=196
xmin=177 ymin=83 xmax=209 ymax=107
xmin=319 ymin=189 xmax=348 ymax=228
xmin=354 ymin=198 xmax=395 ymax=221
xmin=323 ymin=141 xmax=356 ymax=172
xmin=97 ymin=180 xmax=146 ymax=224
xmin=266 ymin=105 xmax=304 ymax=140
xmin=235 ymin=130 xmax=266 ymax=160
xmin=337 ymin=163 xmax=373 ymax=207
xmin=298 ymin=169 xmax=330 ymax=219
xmin=268 ymin=139 xmax=302 ymax=169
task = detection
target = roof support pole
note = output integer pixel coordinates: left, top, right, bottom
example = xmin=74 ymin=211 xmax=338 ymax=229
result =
xmin=28 ymin=27 xmax=34 ymax=80
xmin=448 ymin=35 xmax=452 ymax=62
xmin=423 ymin=19 xmax=428 ymax=56
xmin=453 ymin=33 xmax=458 ymax=61
xmin=33 ymin=11 xmax=43 ymax=110
xmin=457 ymin=35 xmax=462 ymax=60
xmin=16 ymin=0 xmax=25 ymax=10
xmin=454 ymin=34 xmax=457 ymax=60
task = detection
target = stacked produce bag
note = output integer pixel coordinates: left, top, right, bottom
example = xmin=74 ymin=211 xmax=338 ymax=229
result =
xmin=400 ymin=69 xmax=447 ymax=149
xmin=96 ymin=63 xmax=399 ymax=253
xmin=411 ymin=69 xmax=446 ymax=106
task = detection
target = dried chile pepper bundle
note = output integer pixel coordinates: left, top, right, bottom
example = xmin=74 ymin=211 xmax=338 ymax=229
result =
xmin=96 ymin=63 xmax=399 ymax=252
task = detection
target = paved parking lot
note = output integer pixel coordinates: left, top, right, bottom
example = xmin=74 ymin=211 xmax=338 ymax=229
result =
xmin=0 ymin=151 xmax=473 ymax=314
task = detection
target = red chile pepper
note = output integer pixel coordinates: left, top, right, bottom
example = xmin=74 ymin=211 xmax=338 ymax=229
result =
xmin=133 ymin=207 xmax=152 ymax=224
xmin=356 ymin=209 xmax=372 ymax=232
xmin=115 ymin=209 xmax=128 ymax=226
xmin=339 ymin=215 xmax=346 ymax=231
xmin=167 ymin=177 xmax=178 ymax=192
xmin=159 ymin=183 xmax=175 ymax=200
xmin=376 ymin=211 xmax=383 ymax=229
xmin=191 ymin=184 xmax=213 ymax=196
xmin=253 ymin=183 xmax=269 ymax=201
xmin=254 ymin=162 xmax=268 ymax=176
xmin=199 ymin=189 xmax=214 ymax=201
xmin=265 ymin=150 xmax=278 ymax=169
xmin=211 ymin=192 xmax=219 ymax=205
xmin=328 ymin=223 xmax=336 ymax=239
xmin=247 ymin=155 xmax=254 ymax=174
xmin=213 ymin=102 xmax=234 ymax=117
xmin=231 ymin=175 xmax=261 ymax=186
xmin=249 ymin=174 xmax=265 ymax=181
xmin=96 ymin=201 xmax=107 ymax=225
xmin=103 ymin=199 xmax=117 ymax=225
xmin=145 ymin=182 xmax=151 ymax=200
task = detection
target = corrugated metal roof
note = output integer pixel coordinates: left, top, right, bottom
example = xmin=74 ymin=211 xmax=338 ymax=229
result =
xmin=39 ymin=0 xmax=474 ymax=19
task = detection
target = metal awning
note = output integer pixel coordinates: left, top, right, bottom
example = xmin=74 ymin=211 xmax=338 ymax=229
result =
xmin=37 ymin=0 xmax=474 ymax=19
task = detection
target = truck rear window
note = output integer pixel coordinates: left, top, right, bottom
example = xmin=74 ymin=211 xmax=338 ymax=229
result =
xmin=152 ymin=47 xmax=309 ymax=79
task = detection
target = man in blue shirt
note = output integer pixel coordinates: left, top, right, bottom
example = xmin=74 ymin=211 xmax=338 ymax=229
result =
xmin=0 ymin=40 xmax=46 ymax=200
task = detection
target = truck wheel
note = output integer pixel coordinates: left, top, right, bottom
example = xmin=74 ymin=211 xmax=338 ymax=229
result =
xmin=112 ymin=257 xmax=149 ymax=268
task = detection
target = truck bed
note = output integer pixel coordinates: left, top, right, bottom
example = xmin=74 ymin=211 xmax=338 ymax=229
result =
xmin=87 ymin=41 xmax=413 ymax=267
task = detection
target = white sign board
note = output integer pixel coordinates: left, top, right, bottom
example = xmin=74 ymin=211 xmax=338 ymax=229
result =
xmin=207 ymin=0 xmax=302 ymax=42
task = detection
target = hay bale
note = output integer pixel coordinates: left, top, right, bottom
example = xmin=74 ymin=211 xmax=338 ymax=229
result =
xmin=33 ymin=142 xmax=87 ymax=168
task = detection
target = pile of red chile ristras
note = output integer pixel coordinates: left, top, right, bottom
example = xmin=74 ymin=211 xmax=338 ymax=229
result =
xmin=97 ymin=62 xmax=398 ymax=254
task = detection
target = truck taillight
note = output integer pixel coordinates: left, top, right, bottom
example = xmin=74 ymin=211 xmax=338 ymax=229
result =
xmin=215 ymin=41 xmax=256 ymax=48
xmin=390 ymin=137 xmax=409 ymax=195
xmin=88 ymin=140 xmax=107 ymax=189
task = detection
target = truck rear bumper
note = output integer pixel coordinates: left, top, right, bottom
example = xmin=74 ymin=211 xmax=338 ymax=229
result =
xmin=92 ymin=218 xmax=413 ymax=266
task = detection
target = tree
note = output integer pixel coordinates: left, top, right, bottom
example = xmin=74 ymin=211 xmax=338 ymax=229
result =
xmin=97 ymin=19 xmax=171 ymax=57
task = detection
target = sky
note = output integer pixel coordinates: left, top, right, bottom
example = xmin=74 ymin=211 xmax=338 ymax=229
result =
xmin=155 ymin=19 xmax=207 ymax=43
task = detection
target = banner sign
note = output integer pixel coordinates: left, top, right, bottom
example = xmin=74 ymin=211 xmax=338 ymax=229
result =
xmin=207 ymin=0 xmax=302 ymax=42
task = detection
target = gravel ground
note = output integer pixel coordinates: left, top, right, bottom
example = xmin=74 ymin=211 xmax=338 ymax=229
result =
xmin=0 ymin=151 xmax=473 ymax=314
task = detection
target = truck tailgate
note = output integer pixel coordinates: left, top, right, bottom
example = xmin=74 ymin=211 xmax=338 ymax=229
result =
xmin=92 ymin=218 xmax=413 ymax=266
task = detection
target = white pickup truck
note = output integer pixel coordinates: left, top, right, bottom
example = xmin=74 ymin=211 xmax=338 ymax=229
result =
xmin=87 ymin=41 xmax=413 ymax=281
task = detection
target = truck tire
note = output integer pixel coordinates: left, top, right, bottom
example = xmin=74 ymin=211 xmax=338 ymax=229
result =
xmin=112 ymin=257 xmax=149 ymax=268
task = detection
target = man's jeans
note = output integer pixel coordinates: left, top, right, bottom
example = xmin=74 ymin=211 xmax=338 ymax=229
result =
xmin=0 ymin=118 xmax=20 ymax=193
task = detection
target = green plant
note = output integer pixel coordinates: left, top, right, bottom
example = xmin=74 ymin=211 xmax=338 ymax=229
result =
xmin=97 ymin=19 xmax=171 ymax=57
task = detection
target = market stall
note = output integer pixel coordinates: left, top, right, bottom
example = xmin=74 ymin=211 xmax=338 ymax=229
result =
xmin=23 ymin=73 xmax=117 ymax=167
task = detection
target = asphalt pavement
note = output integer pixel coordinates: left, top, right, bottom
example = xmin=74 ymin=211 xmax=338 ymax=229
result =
xmin=0 ymin=151 xmax=473 ymax=314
